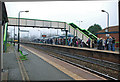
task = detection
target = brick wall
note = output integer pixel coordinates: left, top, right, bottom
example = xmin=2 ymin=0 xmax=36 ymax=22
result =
xmin=96 ymin=26 xmax=119 ymax=47
xmin=97 ymin=26 xmax=119 ymax=33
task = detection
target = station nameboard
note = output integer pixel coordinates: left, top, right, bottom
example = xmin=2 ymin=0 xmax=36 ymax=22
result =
xmin=42 ymin=35 xmax=46 ymax=37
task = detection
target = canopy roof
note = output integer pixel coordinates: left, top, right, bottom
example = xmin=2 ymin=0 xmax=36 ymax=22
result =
xmin=2 ymin=2 xmax=8 ymax=25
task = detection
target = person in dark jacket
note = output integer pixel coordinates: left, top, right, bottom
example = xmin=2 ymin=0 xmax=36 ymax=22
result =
xmin=99 ymin=38 xmax=103 ymax=50
xmin=87 ymin=38 xmax=91 ymax=48
xmin=97 ymin=38 xmax=100 ymax=49
xmin=108 ymin=36 xmax=112 ymax=51
xmin=112 ymin=37 xmax=115 ymax=51
xmin=81 ymin=39 xmax=84 ymax=47
xmin=106 ymin=37 xmax=109 ymax=50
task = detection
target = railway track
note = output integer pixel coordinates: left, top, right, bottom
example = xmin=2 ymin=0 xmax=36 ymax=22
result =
xmin=23 ymin=43 xmax=120 ymax=80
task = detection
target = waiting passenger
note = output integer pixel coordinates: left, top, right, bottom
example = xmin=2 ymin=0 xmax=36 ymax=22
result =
xmin=76 ymin=40 xmax=78 ymax=47
xmin=108 ymin=36 xmax=112 ymax=51
xmin=50 ymin=39 xmax=53 ymax=44
xmin=99 ymin=38 xmax=103 ymax=50
xmin=112 ymin=37 xmax=116 ymax=51
xmin=80 ymin=39 xmax=83 ymax=47
xmin=106 ymin=37 xmax=109 ymax=50
xmin=87 ymin=38 xmax=91 ymax=48
xmin=67 ymin=38 xmax=70 ymax=46
xmin=103 ymin=39 xmax=106 ymax=50
xmin=70 ymin=38 xmax=72 ymax=46
xmin=97 ymin=38 xmax=100 ymax=49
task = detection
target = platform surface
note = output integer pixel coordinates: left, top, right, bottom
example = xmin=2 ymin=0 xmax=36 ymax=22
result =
xmin=3 ymin=44 xmax=73 ymax=81
xmin=3 ymin=44 xmax=106 ymax=81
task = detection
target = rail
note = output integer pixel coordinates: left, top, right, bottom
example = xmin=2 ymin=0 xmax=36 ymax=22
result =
xmin=21 ymin=42 xmax=120 ymax=80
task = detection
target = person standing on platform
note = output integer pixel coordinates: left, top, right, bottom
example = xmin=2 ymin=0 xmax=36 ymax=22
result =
xmin=50 ymin=39 xmax=53 ymax=44
xmin=72 ymin=37 xmax=74 ymax=46
xmin=70 ymin=37 xmax=72 ymax=46
xmin=112 ymin=37 xmax=115 ymax=51
xmin=87 ymin=38 xmax=91 ymax=48
xmin=67 ymin=38 xmax=70 ymax=46
xmin=81 ymin=39 xmax=84 ymax=47
xmin=99 ymin=38 xmax=103 ymax=50
xmin=108 ymin=36 xmax=112 ymax=51
xmin=106 ymin=37 xmax=109 ymax=50
xmin=76 ymin=39 xmax=78 ymax=47
xmin=73 ymin=36 xmax=77 ymax=47
xmin=97 ymin=38 xmax=100 ymax=49
xmin=61 ymin=38 xmax=64 ymax=45
xmin=103 ymin=39 xmax=105 ymax=50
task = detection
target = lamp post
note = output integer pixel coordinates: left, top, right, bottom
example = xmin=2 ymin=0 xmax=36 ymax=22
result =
xmin=18 ymin=10 xmax=29 ymax=52
xmin=101 ymin=10 xmax=109 ymax=37
xmin=61 ymin=29 xmax=68 ymax=45
xmin=76 ymin=20 xmax=83 ymax=27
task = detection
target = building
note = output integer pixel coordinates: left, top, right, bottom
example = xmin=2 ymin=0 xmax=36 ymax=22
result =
xmin=96 ymin=26 xmax=119 ymax=47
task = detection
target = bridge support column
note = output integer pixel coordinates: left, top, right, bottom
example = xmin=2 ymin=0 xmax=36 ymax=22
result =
xmin=0 ymin=1 xmax=3 ymax=81
xmin=65 ymin=30 xmax=68 ymax=45
xmin=14 ymin=26 xmax=15 ymax=46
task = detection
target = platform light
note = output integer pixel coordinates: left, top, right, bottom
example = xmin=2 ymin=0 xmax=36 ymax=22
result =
xmin=18 ymin=10 xmax=29 ymax=52
xmin=101 ymin=10 xmax=109 ymax=37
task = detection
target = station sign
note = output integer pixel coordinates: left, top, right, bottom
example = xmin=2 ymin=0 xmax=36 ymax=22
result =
xmin=20 ymin=30 xmax=29 ymax=32
xmin=42 ymin=35 xmax=46 ymax=37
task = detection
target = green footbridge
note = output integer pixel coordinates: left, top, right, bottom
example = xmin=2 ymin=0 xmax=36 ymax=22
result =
xmin=3 ymin=17 xmax=98 ymax=50
xmin=69 ymin=23 xmax=97 ymax=41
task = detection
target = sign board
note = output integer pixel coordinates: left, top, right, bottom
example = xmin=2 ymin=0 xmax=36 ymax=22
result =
xmin=105 ymin=29 xmax=108 ymax=32
xmin=20 ymin=30 xmax=29 ymax=32
xmin=106 ymin=34 xmax=109 ymax=37
xmin=42 ymin=35 xmax=46 ymax=37
xmin=105 ymin=29 xmax=109 ymax=37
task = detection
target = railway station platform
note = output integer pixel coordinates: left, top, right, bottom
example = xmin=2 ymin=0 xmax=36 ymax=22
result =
xmin=3 ymin=44 xmax=73 ymax=81
xmin=2 ymin=44 xmax=106 ymax=81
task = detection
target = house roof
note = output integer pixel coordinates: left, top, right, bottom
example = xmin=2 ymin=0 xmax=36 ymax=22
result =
xmin=97 ymin=26 xmax=119 ymax=33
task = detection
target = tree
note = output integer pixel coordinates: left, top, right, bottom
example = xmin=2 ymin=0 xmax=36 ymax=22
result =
xmin=87 ymin=24 xmax=102 ymax=35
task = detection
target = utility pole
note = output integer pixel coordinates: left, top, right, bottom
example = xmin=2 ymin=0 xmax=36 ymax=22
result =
xmin=65 ymin=30 xmax=68 ymax=45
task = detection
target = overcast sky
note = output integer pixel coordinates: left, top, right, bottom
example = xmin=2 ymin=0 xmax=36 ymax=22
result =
xmin=5 ymin=0 xmax=118 ymax=29
xmin=5 ymin=0 xmax=119 ymax=39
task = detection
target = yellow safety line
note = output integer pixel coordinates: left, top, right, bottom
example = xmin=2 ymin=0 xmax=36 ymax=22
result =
xmin=14 ymin=49 xmax=25 ymax=80
xmin=14 ymin=48 xmax=30 ymax=81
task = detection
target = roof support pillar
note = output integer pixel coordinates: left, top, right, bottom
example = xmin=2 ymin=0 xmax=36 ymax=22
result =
xmin=0 ymin=1 xmax=3 ymax=81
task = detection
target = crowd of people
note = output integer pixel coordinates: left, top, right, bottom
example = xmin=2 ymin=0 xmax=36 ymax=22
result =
xmin=87 ymin=36 xmax=116 ymax=51
xmin=43 ymin=36 xmax=84 ymax=47
xmin=36 ymin=36 xmax=84 ymax=47
xmin=35 ymin=35 xmax=116 ymax=51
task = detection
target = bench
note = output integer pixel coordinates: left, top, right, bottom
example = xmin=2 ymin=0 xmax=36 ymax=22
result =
xmin=22 ymin=51 xmax=28 ymax=56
